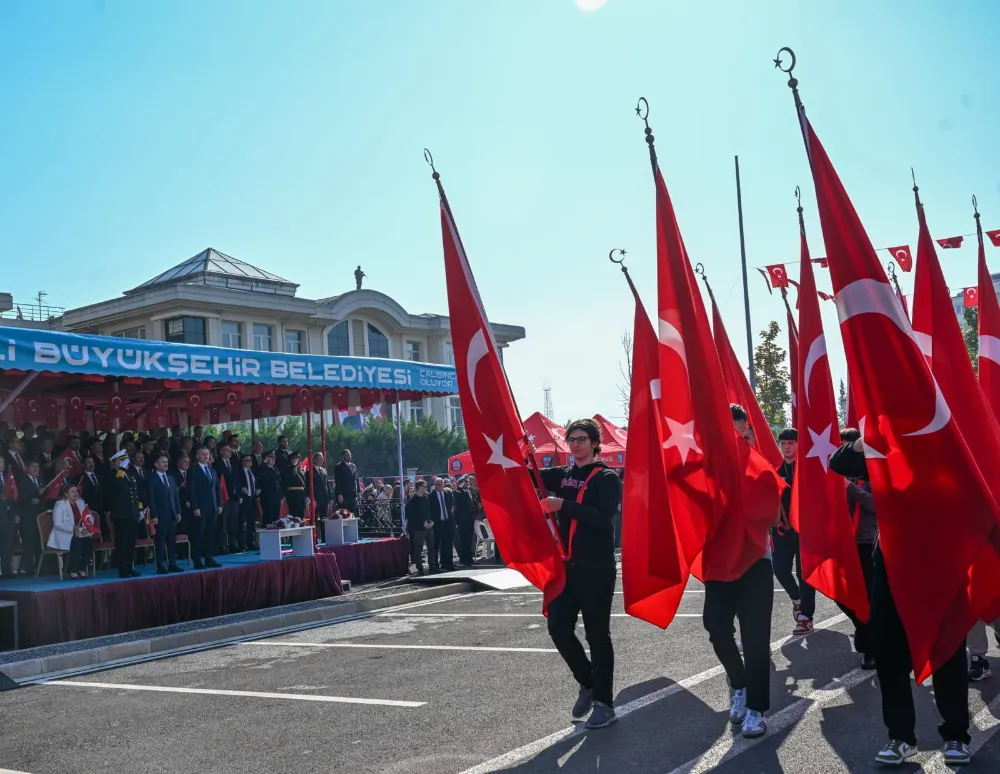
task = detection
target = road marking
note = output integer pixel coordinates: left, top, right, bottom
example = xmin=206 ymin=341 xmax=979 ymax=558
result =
xmin=481 ymin=589 xmax=783 ymax=596
xmin=456 ymin=613 xmax=848 ymax=774
xmin=41 ymin=680 xmax=425 ymax=707
xmin=919 ymin=690 xmax=1000 ymax=772
xmin=663 ymin=668 xmax=871 ymax=773
xmin=377 ymin=612 xmax=702 ymax=618
xmin=242 ymin=642 xmax=564 ymax=654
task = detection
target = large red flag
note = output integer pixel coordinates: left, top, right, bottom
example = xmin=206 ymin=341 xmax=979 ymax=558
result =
xmin=434 ymin=169 xmax=565 ymax=611
xmin=978 ymin=225 xmax=1000 ymax=422
xmin=784 ymin=293 xmax=800 ymax=429
xmin=651 ymin=151 xmax=782 ymax=582
xmin=797 ymin=107 xmax=1000 ymax=681
xmin=711 ymin=300 xmax=782 ymax=468
xmin=621 ymin=277 xmax=688 ymax=628
xmin=791 ymin=227 xmax=869 ymax=621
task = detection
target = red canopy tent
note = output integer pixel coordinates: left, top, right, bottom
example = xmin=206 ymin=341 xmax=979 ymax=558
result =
xmin=593 ymin=414 xmax=627 ymax=467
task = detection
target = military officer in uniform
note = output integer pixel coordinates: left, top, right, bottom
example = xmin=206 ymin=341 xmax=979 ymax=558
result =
xmin=258 ymin=450 xmax=283 ymax=527
xmin=109 ymin=448 xmax=143 ymax=578
xmin=281 ymin=451 xmax=307 ymax=520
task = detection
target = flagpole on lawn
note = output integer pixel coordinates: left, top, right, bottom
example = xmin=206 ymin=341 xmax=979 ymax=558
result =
xmin=735 ymin=156 xmax=757 ymax=392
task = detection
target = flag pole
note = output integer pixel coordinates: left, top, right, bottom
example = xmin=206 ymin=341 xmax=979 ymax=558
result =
xmin=425 ymin=149 xmax=567 ymax=560
xmin=735 ymin=156 xmax=757 ymax=392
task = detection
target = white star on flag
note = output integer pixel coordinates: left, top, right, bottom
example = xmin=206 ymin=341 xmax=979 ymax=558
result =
xmin=806 ymin=424 xmax=838 ymax=473
xmin=663 ymin=417 xmax=701 ymax=464
xmin=858 ymin=416 xmax=887 ymax=460
xmin=484 ymin=433 xmax=520 ymax=470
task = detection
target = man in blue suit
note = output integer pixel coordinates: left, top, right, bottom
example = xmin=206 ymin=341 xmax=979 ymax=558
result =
xmin=149 ymin=452 xmax=183 ymax=574
xmin=189 ymin=446 xmax=222 ymax=569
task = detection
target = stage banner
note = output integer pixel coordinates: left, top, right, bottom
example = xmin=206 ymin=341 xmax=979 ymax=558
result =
xmin=0 ymin=327 xmax=457 ymax=394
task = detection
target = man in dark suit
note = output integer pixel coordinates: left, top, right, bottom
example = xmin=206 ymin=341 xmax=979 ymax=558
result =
xmin=237 ymin=452 xmax=260 ymax=551
xmin=4 ymin=438 xmax=28 ymax=484
xmin=275 ymin=436 xmax=292 ymax=470
xmin=149 ymin=452 xmax=183 ymax=574
xmin=214 ymin=443 xmax=241 ymax=553
xmin=109 ymin=450 xmax=143 ymax=578
xmin=79 ymin=455 xmax=108 ymax=539
xmin=453 ymin=476 xmax=481 ymax=567
xmin=17 ymin=460 xmax=46 ymax=574
xmin=334 ymin=449 xmax=360 ymax=515
xmin=310 ymin=453 xmax=332 ymax=526
xmin=257 ymin=451 xmax=283 ymax=527
xmin=250 ymin=440 xmax=265 ymax=475
xmin=188 ymin=446 xmax=222 ymax=569
xmin=173 ymin=453 xmax=193 ymax=542
xmin=281 ymin=452 xmax=307 ymax=520
xmin=429 ymin=477 xmax=456 ymax=571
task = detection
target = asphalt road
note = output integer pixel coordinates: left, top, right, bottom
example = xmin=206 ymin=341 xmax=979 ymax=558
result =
xmin=2 ymin=574 xmax=999 ymax=773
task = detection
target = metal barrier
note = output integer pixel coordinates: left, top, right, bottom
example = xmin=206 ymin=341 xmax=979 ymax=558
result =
xmin=356 ymin=498 xmax=403 ymax=537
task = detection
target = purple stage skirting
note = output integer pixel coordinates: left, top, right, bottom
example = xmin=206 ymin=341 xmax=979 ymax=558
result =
xmin=0 ymin=554 xmax=344 ymax=649
xmin=317 ymin=537 xmax=410 ymax=584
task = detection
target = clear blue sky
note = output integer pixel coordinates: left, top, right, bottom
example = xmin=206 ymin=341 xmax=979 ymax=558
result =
xmin=2 ymin=0 xmax=999 ymax=424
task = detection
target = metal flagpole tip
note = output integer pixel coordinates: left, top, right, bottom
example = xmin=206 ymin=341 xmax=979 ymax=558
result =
xmin=694 ymin=262 xmax=706 ymax=279
xmin=609 ymin=248 xmax=627 ymax=265
xmin=773 ymin=47 xmax=796 ymax=74
xmin=973 ymin=195 xmax=979 ymax=215
xmin=423 ymin=148 xmax=440 ymax=180
xmin=795 ymin=185 xmax=803 ymax=213
xmin=635 ymin=97 xmax=654 ymax=145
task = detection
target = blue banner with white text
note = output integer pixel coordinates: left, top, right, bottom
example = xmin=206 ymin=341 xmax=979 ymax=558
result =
xmin=0 ymin=327 xmax=457 ymax=395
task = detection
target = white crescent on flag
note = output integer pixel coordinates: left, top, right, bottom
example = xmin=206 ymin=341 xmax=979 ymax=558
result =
xmin=802 ymin=333 xmax=827 ymax=404
xmin=465 ymin=329 xmax=489 ymax=413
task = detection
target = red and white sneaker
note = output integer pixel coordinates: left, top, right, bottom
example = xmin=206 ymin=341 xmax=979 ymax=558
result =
xmin=791 ymin=601 xmax=802 ymax=623
xmin=793 ymin=616 xmax=814 ymax=636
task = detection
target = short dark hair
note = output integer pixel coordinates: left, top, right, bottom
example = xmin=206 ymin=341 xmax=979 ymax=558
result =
xmin=840 ymin=427 xmax=861 ymax=443
xmin=153 ymin=452 xmax=170 ymax=464
xmin=277 ymin=435 xmax=288 ymax=443
xmin=777 ymin=428 xmax=798 ymax=442
xmin=565 ymin=418 xmax=602 ymax=455
xmin=730 ymin=404 xmax=748 ymax=422
xmin=341 ymin=449 xmax=351 ymax=457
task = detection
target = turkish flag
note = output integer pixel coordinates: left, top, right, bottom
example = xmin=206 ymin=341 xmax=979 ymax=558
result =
xmin=712 ymin=301 xmax=782 ymax=468
xmin=978 ymin=231 xmax=1000 ymax=423
xmin=621 ymin=281 xmax=688 ymax=628
xmin=225 ymin=390 xmax=241 ymax=420
xmin=812 ymin=257 xmax=829 ymax=268
xmin=26 ymin=398 xmax=43 ymax=422
xmin=965 ymin=287 xmax=979 ymax=308
xmin=2 ymin=472 xmax=18 ymax=502
xmin=652 ymin=165 xmax=783 ymax=582
xmin=186 ymin=392 xmax=204 ymax=423
xmin=765 ymin=264 xmax=790 ymax=289
xmin=800 ymin=112 xmax=1000 ymax=681
xmin=791 ymin=227 xmax=869 ymax=621
xmin=259 ymin=386 xmax=278 ymax=413
xmin=312 ymin=391 xmax=326 ymax=414
xmin=293 ymin=387 xmax=310 ymax=414
xmin=887 ymin=245 xmax=913 ymax=272
xmin=437 ymin=178 xmax=565 ymax=611
xmin=107 ymin=393 xmax=125 ymax=423
xmin=64 ymin=396 xmax=86 ymax=431
xmin=787 ymin=301 xmax=800 ymax=429
xmin=43 ymin=398 xmax=59 ymax=428
xmin=209 ymin=406 xmax=221 ymax=425
xmin=44 ymin=474 xmax=66 ymax=501
xmin=58 ymin=447 xmax=82 ymax=478
xmin=937 ymin=235 xmax=964 ymax=250
xmin=987 ymin=229 xmax=1000 ymax=248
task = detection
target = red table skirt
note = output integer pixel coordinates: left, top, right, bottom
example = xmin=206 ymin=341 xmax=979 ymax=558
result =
xmin=316 ymin=537 xmax=410 ymax=584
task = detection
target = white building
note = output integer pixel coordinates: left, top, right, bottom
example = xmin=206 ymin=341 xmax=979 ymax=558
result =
xmin=0 ymin=248 xmax=526 ymax=431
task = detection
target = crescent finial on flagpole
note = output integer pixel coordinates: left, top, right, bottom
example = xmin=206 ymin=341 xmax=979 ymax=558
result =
xmin=694 ymin=262 xmax=706 ymax=278
xmin=774 ymin=47 xmax=803 ymax=109
xmin=609 ymin=248 xmax=627 ymax=265
xmin=635 ymin=97 xmax=656 ymax=160
xmin=423 ymin=148 xmax=440 ymax=181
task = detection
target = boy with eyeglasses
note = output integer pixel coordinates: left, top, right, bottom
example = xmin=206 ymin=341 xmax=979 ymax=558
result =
xmin=532 ymin=418 xmax=622 ymax=729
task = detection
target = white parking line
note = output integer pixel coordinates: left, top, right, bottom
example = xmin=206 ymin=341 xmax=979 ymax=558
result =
xmin=376 ymin=612 xmax=702 ymax=618
xmin=664 ymin=668 xmax=871 ymax=773
xmin=242 ymin=642 xmax=564 ymax=654
xmin=481 ymin=589 xmax=783 ymax=596
xmin=456 ymin=613 xmax=848 ymax=774
xmin=41 ymin=680 xmax=425 ymax=707
xmin=919 ymin=691 xmax=1000 ymax=772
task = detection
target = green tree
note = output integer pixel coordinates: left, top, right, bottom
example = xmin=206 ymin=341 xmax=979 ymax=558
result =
xmin=205 ymin=414 xmax=467 ymax=477
xmin=963 ymin=306 xmax=979 ymax=372
xmin=753 ymin=320 xmax=790 ymax=430
xmin=837 ymin=379 xmax=848 ymax=427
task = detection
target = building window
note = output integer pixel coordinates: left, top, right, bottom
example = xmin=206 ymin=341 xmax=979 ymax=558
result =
xmin=252 ymin=323 xmax=272 ymax=351
xmin=367 ymin=323 xmax=390 ymax=358
xmin=405 ymin=341 xmax=422 ymax=362
xmin=165 ymin=316 xmax=206 ymax=345
xmin=409 ymin=400 xmax=424 ymax=422
xmin=112 ymin=326 xmax=146 ymax=340
xmin=327 ymin=321 xmax=350 ymax=356
xmin=220 ymin=321 xmax=242 ymax=349
xmin=284 ymin=330 xmax=304 ymax=353
xmin=448 ymin=396 xmax=464 ymax=431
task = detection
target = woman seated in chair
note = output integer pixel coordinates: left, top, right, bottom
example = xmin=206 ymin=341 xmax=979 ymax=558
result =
xmin=49 ymin=483 xmax=101 ymax=579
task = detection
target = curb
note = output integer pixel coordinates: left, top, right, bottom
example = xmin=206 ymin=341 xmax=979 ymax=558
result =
xmin=1 ymin=581 xmax=474 ymax=684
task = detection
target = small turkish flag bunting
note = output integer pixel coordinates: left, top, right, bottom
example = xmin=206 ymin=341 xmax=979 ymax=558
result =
xmin=765 ymin=264 xmax=789 ymax=288
xmin=937 ymin=236 xmax=964 ymax=249
xmin=987 ymin=229 xmax=1000 ymax=248
xmin=964 ymin=287 xmax=979 ymax=307
xmin=888 ymin=245 xmax=913 ymax=272
xmin=812 ymin=257 xmax=829 ymax=268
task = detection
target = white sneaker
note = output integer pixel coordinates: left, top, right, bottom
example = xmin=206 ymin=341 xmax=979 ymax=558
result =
xmin=874 ymin=740 xmax=917 ymax=765
xmin=942 ymin=741 xmax=970 ymax=767
xmin=741 ymin=709 xmax=766 ymax=739
xmin=728 ymin=688 xmax=747 ymax=725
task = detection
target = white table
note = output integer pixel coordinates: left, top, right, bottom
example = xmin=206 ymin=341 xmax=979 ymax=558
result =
xmin=322 ymin=517 xmax=359 ymax=547
xmin=257 ymin=526 xmax=315 ymax=561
